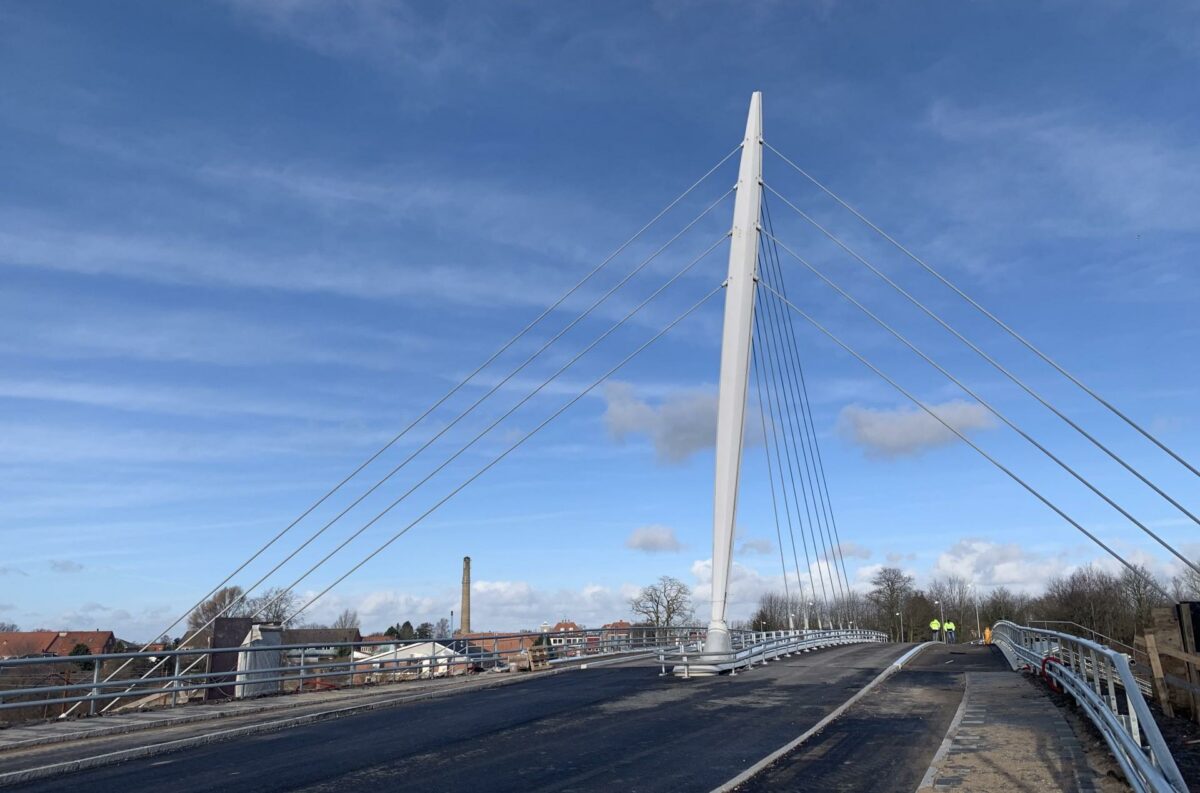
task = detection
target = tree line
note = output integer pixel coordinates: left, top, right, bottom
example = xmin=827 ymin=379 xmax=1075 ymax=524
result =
xmin=748 ymin=563 xmax=1197 ymax=645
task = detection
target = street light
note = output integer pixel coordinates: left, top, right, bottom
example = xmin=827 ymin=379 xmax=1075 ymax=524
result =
xmin=970 ymin=584 xmax=981 ymax=641
xmin=935 ymin=599 xmax=944 ymax=641
xmin=895 ymin=611 xmax=903 ymax=643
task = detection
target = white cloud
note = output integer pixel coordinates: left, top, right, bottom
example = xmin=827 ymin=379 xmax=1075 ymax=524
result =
xmin=837 ymin=399 xmax=994 ymax=458
xmin=299 ymin=580 xmax=638 ymax=633
xmin=737 ymin=538 xmax=774 ymax=556
xmin=603 ymin=381 xmax=763 ymax=464
xmin=625 ymin=524 xmax=684 ymax=553
xmin=932 ymin=538 xmax=1070 ymax=592
xmin=835 ymin=541 xmax=871 ymax=560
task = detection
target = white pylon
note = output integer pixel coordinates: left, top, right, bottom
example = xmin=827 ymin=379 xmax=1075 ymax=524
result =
xmin=706 ymin=92 xmax=763 ymax=657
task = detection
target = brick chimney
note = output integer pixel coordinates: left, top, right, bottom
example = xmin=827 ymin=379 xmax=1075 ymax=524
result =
xmin=460 ymin=556 xmax=471 ymax=635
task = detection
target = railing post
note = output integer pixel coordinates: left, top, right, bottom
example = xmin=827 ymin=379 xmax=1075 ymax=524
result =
xmin=89 ymin=661 xmax=101 ymax=716
xmin=171 ymin=655 xmax=181 ymax=708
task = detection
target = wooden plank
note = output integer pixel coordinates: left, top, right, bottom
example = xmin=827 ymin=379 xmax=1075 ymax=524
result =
xmin=1145 ymin=633 xmax=1175 ymax=718
xmin=1149 ymin=643 xmax=1200 ymax=668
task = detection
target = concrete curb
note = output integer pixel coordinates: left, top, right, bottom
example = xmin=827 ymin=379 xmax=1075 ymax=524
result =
xmin=0 ymin=666 xmax=571 ymax=788
xmin=710 ymin=642 xmax=937 ymax=793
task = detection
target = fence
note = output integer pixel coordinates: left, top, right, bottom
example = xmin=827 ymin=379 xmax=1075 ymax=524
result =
xmin=991 ymin=620 xmax=1187 ymax=793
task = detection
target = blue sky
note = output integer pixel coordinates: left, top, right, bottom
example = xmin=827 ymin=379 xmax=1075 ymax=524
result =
xmin=2 ymin=1 xmax=1198 ymax=640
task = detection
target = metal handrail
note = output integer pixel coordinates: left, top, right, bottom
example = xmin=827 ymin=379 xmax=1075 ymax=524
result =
xmin=991 ymin=620 xmax=1186 ymax=793
xmin=0 ymin=627 xmax=703 ymax=717
xmin=658 ymin=628 xmax=888 ymax=677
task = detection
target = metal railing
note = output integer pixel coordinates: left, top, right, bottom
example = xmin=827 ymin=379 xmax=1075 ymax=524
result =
xmin=991 ymin=621 xmax=1187 ymax=793
xmin=658 ymin=628 xmax=888 ymax=677
xmin=0 ymin=627 xmax=698 ymax=721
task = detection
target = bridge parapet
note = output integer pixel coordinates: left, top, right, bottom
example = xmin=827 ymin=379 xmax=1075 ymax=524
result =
xmin=659 ymin=628 xmax=888 ymax=678
xmin=991 ymin=620 xmax=1187 ymax=793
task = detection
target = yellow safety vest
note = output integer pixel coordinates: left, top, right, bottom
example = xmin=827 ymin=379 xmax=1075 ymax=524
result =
xmin=929 ymin=619 xmax=941 ymax=630
xmin=945 ymin=622 xmax=956 ymax=631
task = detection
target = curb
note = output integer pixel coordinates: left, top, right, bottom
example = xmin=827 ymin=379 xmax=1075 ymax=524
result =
xmin=710 ymin=642 xmax=937 ymax=792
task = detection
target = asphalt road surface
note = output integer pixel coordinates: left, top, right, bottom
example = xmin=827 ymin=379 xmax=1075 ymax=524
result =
xmin=737 ymin=642 xmax=1006 ymax=791
xmin=8 ymin=641 xmax=917 ymax=793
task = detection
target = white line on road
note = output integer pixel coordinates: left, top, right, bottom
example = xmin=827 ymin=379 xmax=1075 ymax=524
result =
xmin=709 ymin=642 xmax=936 ymax=793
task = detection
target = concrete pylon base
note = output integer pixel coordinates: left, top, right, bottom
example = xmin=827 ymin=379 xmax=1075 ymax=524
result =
xmin=672 ymin=620 xmax=734 ymax=676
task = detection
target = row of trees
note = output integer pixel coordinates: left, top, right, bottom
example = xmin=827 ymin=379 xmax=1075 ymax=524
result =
xmin=382 ymin=619 xmax=450 ymax=639
xmin=746 ymin=563 xmax=1193 ymax=645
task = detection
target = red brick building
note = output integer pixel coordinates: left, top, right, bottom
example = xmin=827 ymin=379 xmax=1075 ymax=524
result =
xmin=0 ymin=630 xmax=116 ymax=659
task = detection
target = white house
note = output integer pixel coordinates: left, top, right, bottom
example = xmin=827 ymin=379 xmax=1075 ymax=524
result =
xmin=351 ymin=641 xmax=465 ymax=679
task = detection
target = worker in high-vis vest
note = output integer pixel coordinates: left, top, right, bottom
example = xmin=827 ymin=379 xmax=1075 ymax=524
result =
xmin=984 ymin=626 xmax=992 ymax=645
xmin=945 ymin=621 xmax=957 ymax=644
xmin=929 ymin=618 xmax=941 ymax=641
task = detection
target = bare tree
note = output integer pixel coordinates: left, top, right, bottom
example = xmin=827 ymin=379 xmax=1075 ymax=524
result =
xmin=332 ymin=609 xmax=360 ymax=630
xmin=750 ymin=592 xmax=804 ymax=630
xmin=630 ymin=576 xmax=694 ymax=627
xmin=434 ymin=617 xmax=450 ymax=637
xmin=0 ymin=621 xmax=18 ymax=632
xmin=246 ymin=587 xmax=299 ymax=623
xmin=868 ymin=567 xmax=913 ymax=639
xmin=187 ymin=586 xmax=248 ymax=632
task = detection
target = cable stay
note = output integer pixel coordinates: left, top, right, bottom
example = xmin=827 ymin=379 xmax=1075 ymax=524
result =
xmin=748 ymin=284 xmax=835 ymax=623
xmin=763 ymin=140 xmax=1200 ymax=482
xmin=758 ymin=280 xmax=1173 ymax=602
xmin=762 ymin=228 xmax=1200 ymax=577
xmin=100 ymin=229 xmax=731 ymax=710
xmin=752 ymin=333 xmax=814 ymax=628
xmin=73 ymin=144 xmax=743 ymax=717
xmin=758 ymin=215 xmax=854 ymax=604
xmin=762 ymin=182 xmax=1200 ymax=532
xmin=755 ymin=235 xmax=850 ymax=622
xmin=762 ymin=197 xmax=854 ymax=600
xmin=286 ymin=283 xmax=725 ymax=624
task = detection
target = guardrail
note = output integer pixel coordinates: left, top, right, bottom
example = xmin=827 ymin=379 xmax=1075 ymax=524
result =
xmin=658 ymin=628 xmax=889 ymax=677
xmin=991 ymin=620 xmax=1187 ymax=793
xmin=0 ymin=627 xmax=701 ymax=721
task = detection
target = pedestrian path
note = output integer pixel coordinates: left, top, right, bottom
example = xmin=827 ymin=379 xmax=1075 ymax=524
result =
xmin=918 ymin=669 xmax=1108 ymax=792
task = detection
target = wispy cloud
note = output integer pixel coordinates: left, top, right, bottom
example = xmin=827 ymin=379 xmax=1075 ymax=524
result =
xmin=737 ymin=537 xmax=774 ymax=556
xmin=837 ymin=399 xmax=994 ymax=458
xmin=625 ymin=524 xmax=684 ymax=553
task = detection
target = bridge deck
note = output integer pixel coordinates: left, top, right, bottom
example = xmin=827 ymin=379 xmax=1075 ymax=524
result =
xmin=737 ymin=643 xmax=1120 ymax=793
xmin=0 ymin=643 xmax=1114 ymax=792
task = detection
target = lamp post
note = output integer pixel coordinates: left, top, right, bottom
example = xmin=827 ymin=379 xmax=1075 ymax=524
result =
xmin=971 ymin=584 xmax=981 ymax=641
xmin=935 ymin=599 xmax=944 ymax=641
xmin=895 ymin=611 xmax=903 ymax=643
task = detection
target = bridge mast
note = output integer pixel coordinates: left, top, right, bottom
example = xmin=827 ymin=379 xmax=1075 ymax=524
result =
xmin=707 ymin=92 xmax=763 ymax=656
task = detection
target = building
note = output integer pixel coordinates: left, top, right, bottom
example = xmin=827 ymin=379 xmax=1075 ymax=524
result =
xmin=351 ymin=641 xmax=466 ymax=679
xmin=547 ymin=620 xmax=586 ymax=651
xmin=0 ymin=631 xmax=115 ymax=660
xmin=280 ymin=628 xmax=362 ymax=657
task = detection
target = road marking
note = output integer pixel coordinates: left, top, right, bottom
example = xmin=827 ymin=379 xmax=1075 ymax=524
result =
xmin=709 ymin=642 xmax=936 ymax=793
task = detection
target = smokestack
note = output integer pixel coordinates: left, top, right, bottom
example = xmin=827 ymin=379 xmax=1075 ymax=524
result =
xmin=460 ymin=556 xmax=471 ymax=635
